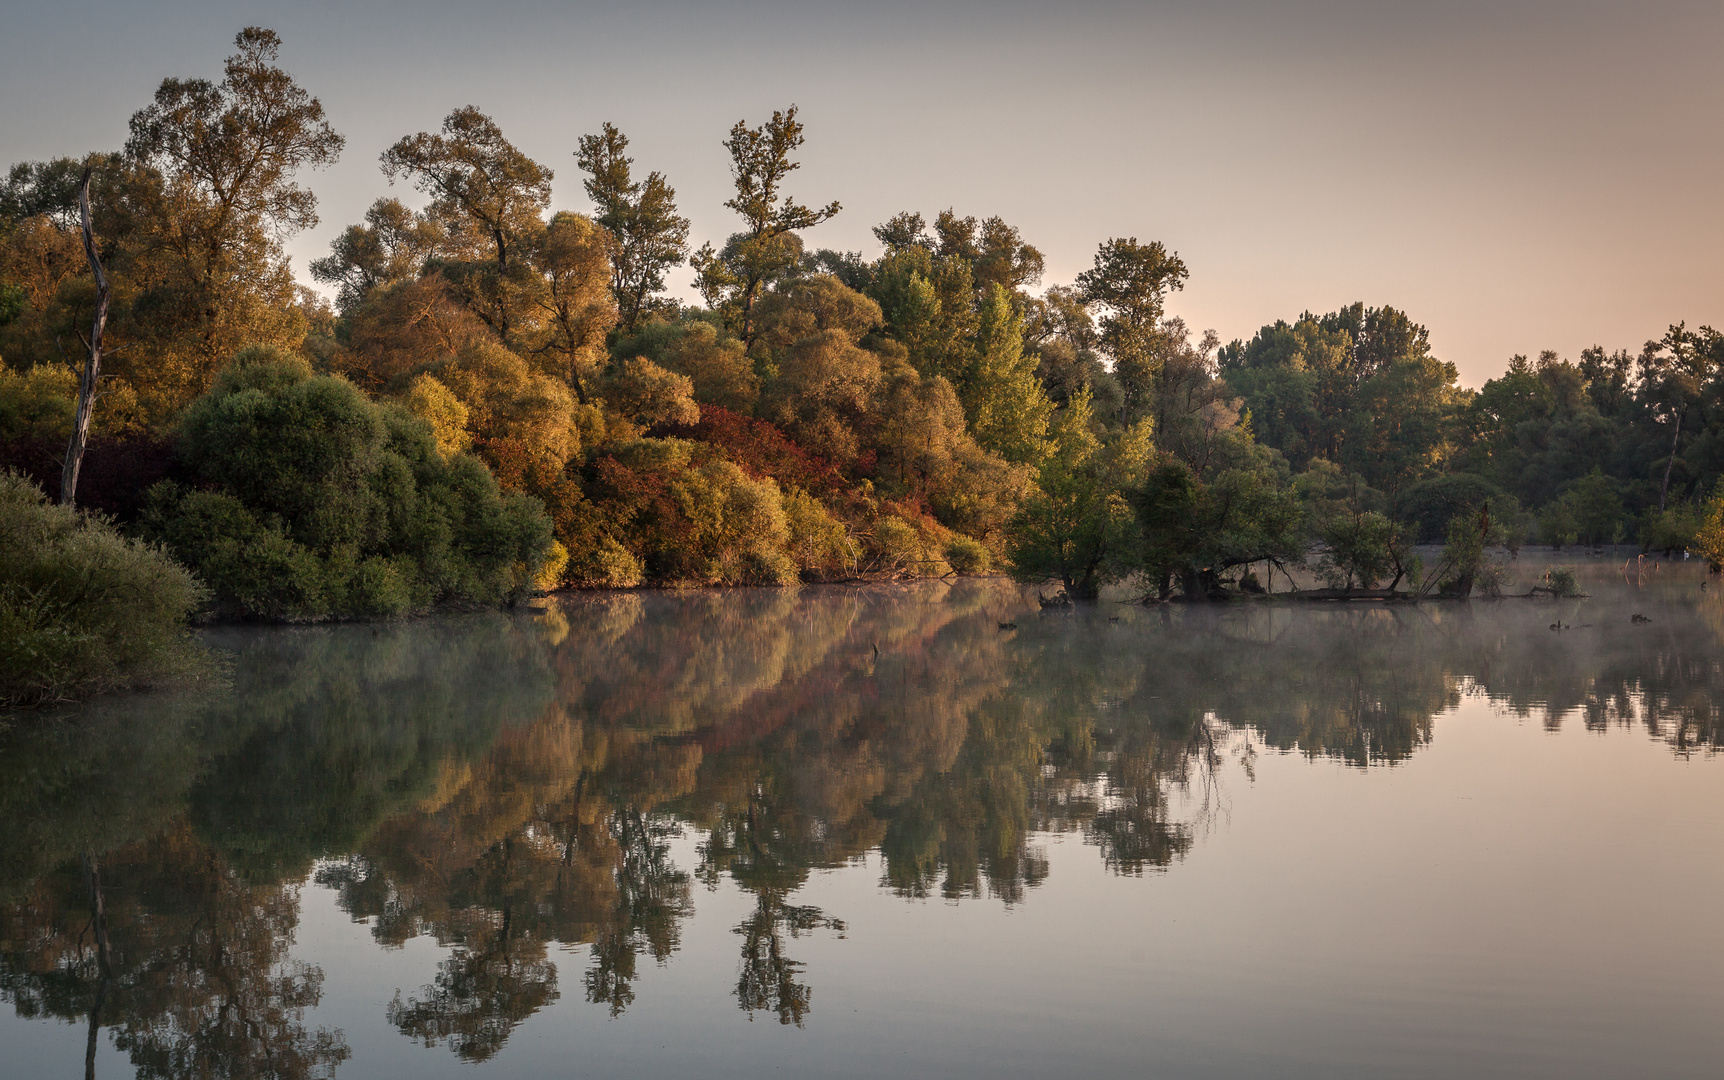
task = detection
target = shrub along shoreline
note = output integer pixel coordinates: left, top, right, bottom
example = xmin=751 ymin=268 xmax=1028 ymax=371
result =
xmin=0 ymin=471 xmax=211 ymax=709
xmin=138 ymin=346 xmax=554 ymax=622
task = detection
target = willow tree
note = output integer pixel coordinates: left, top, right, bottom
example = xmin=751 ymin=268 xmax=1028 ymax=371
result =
xmin=532 ymin=211 xmax=616 ymax=403
xmin=1006 ymin=390 xmax=1152 ymax=599
xmin=118 ymin=26 xmax=343 ymax=415
xmin=308 ymin=197 xmax=445 ymax=312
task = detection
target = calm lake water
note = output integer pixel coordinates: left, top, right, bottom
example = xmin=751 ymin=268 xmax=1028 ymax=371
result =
xmin=3 ymin=559 xmax=1722 ymax=1079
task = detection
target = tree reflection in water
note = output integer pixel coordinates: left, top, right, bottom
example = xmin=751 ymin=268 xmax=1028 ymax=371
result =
xmin=1 ymin=828 xmax=350 ymax=1080
xmin=4 ymin=573 xmax=1722 ymax=1072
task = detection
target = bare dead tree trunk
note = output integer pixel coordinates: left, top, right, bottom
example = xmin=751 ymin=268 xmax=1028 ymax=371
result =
xmin=1658 ymin=405 xmax=1685 ymax=513
xmin=62 ymin=168 xmax=109 ymax=508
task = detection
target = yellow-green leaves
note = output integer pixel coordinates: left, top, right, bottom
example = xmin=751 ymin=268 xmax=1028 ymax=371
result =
xmin=402 ymin=374 xmax=471 ymax=459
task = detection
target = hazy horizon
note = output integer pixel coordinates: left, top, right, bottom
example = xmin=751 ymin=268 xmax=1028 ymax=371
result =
xmin=4 ymin=0 xmax=1718 ymax=387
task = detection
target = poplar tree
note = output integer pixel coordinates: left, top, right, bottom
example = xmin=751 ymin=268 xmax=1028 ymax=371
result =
xmin=120 ymin=26 xmax=344 ymax=413
xmin=965 ymin=283 xmax=1052 ymax=464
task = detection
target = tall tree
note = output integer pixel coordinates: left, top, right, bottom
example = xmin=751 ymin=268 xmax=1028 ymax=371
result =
xmin=531 ymin=211 xmax=616 ymax=403
xmin=872 ymin=211 xmax=931 ymax=253
xmin=119 ymin=26 xmax=343 ymax=413
xmin=381 ymin=107 xmax=552 ymax=344
xmin=1639 ymin=322 xmax=1724 ymax=511
xmin=932 ymin=210 xmax=1044 ymax=298
xmin=1006 ymin=389 xmax=1152 ymax=599
xmin=575 ymin=123 xmax=690 ymax=335
xmin=1076 ymin=237 xmax=1188 ymax=424
xmin=691 ymin=106 xmax=839 ymax=349
xmin=125 ymin=28 xmax=343 ymax=247
xmin=965 ymin=283 xmax=1052 ymax=463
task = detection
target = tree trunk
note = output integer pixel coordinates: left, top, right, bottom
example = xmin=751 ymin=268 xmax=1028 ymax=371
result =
xmin=62 ymin=168 xmax=109 ymax=508
xmin=1658 ymin=405 xmax=1686 ymax=512
xmin=1179 ymin=564 xmax=1203 ymax=601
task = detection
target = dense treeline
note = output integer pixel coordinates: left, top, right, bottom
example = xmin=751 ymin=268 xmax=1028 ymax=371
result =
xmin=3 ymin=27 xmax=1723 ymax=621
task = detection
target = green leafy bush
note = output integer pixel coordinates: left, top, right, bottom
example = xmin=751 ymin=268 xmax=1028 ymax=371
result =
xmin=566 ymin=535 xmax=644 ymax=588
xmin=867 ymin=512 xmax=951 ymax=577
xmin=1474 ymin=559 xmax=1515 ymax=598
xmin=944 ymin=535 xmax=991 ymax=574
xmin=1435 ymin=511 xmax=1486 ymax=596
xmin=1644 ymin=502 xmax=1701 ymax=555
xmin=1693 ymin=482 xmax=1724 ymax=570
xmin=142 ymin=346 xmax=552 ymax=621
xmin=1 ymin=471 xmax=208 ymax=707
xmin=1541 ymin=566 xmax=1580 ymax=597
xmin=1316 ymin=508 xmax=1418 ymax=591
xmin=1538 ymin=499 xmax=1579 ymax=548
xmin=0 ymin=364 xmax=76 ymax=442
xmin=784 ymin=487 xmax=854 ymax=579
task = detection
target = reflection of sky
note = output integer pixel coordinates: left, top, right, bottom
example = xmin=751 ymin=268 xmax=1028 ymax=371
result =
xmin=3 ymin=0 xmax=1720 ymax=387
xmin=8 ymin=707 xmax=1722 ymax=1078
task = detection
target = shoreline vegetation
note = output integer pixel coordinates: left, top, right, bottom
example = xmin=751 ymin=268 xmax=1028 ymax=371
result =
xmin=0 ymin=472 xmax=211 ymax=709
xmin=3 ymin=28 xmax=1722 ymax=705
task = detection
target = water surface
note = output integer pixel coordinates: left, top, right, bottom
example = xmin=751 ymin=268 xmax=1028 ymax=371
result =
xmin=3 ymin=561 xmax=1721 ymax=1078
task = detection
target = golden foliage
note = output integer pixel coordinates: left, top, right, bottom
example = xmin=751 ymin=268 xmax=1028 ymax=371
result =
xmin=656 ymin=321 xmax=760 ymax=412
xmin=402 ymin=373 xmax=472 ymax=458
xmin=432 ymin=340 xmax=583 ymax=465
xmin=601 ymin=357 xmax=700 ymax=436
xmin=332 ymin=274 xmax=492 ymax=391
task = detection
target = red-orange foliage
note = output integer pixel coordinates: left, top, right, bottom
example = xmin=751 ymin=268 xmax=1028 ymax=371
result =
xmin=652 ymin=406 xmax=846 ymax=495
xmin=475 ymin=436 xmax=587 ymax=541
xmin=584 ymin=453 xmax=700 ymax=572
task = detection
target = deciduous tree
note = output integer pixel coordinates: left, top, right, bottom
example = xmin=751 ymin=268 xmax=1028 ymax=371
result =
xmin=691 ymin=107 xmax=839 ymax=348
xmin=1076 ymin=237 xmax=1188 ymax=424
xmin=575 ymin=123 xmax=690 ymax=333
xmin=382 ymin=107 xmax=552 ymax=345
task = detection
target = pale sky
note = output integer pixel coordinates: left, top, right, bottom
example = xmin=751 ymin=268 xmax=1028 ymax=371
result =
xmin=3 ymin=0 xmax=1718 ymax=386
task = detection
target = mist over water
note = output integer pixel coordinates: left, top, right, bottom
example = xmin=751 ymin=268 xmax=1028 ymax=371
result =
xmin=3 ymin=564 xmax=1721 ymax=1078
